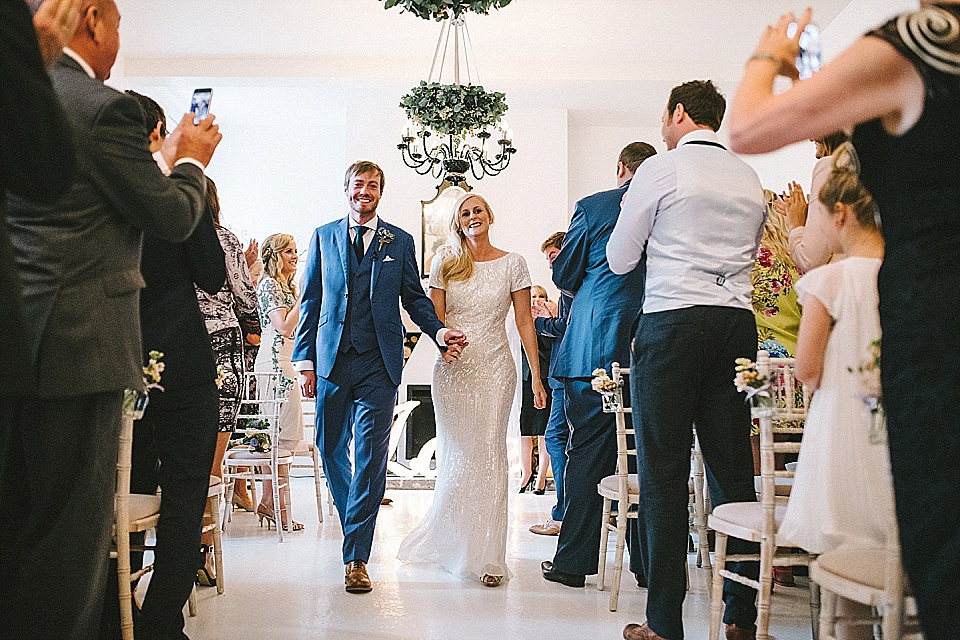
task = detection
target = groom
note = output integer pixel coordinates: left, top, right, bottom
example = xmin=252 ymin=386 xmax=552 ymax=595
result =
xmin=295 ymin=161 xmax=465 ymax=594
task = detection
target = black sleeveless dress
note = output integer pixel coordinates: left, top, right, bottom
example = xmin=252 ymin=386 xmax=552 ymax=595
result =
xmin=852 ymin=7 xmax=960 ymax=638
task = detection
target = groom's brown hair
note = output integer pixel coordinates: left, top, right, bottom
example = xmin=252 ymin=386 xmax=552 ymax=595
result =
xmin=344 ymin=160 xmax=386 ymax=192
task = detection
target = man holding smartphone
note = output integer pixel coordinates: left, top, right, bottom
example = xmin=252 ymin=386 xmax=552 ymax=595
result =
xmin=2 ymin=2 xmax=222 ymax=637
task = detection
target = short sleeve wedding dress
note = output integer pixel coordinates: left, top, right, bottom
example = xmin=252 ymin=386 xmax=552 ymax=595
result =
xmin=397 ymin=252 xmax=531 ymax=581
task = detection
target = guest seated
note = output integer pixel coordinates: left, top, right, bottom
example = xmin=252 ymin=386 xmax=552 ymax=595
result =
xmin=779 ymin=161 xmax=892 ymax=640
xmin=253 ymin=233 xmax=305 ymax=531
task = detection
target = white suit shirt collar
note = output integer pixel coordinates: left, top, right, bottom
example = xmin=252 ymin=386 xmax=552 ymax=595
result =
xmin=678 ymin=129 xmax=721 ymax=147
xmin=62 ymin=48 xmax=96 ymax=79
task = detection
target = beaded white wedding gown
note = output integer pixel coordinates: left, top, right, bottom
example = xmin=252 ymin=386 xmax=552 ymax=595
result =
xmin=398 ymin=252 xmax=531 ymax=581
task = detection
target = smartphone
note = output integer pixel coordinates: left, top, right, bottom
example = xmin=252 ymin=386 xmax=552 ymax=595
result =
xmin=787 ymin=23 xmax=822 ymax=80
xmin=190 ymin=88 xmax=213 ymax=124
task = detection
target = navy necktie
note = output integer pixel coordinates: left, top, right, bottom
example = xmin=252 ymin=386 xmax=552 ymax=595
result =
xmin=353 ymin=226 xmax=368 ymax=263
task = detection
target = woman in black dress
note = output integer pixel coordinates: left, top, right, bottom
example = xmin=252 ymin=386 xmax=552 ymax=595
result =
xmin=518 ymin=285 xmax=554 ymax=493
xmin=727 ymin=5 xmax=960 ymax=639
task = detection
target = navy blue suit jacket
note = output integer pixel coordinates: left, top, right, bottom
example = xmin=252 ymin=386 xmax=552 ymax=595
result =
xmin=551 ymin=183 xmax=645 ymax=379
xmin=293 ymin=216 xmax=444 ymax=386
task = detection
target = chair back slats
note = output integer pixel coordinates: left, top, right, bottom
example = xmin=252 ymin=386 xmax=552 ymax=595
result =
xmin=754 ymin=350 xmax=807 ymax=537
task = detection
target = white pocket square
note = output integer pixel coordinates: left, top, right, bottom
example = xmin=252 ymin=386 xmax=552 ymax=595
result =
xmin=382 ymin=255 xmax=396 ymax=262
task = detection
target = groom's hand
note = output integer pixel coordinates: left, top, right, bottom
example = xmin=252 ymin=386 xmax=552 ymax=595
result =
xmin=299 ymin=370 xmax=317 ymax=398
xmin=443 ymin=329 xmax=467 ymax=349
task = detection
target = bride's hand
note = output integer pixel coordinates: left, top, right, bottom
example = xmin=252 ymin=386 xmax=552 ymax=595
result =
xmin=533 ymin=380 xmax=547 ymax=410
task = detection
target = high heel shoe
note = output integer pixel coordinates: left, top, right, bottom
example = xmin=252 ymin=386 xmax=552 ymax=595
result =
xmin=518 ymin=475 xmax=535 ymax=494
xmin=533 ymin=487 xmax=546 ymax=495
xmin=196 ymin=545 xmax=216 ymax=587
xmin=256 ymin=504 xmax=276 ymax=529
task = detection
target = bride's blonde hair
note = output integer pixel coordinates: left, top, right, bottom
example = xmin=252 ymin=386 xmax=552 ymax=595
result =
xmin=436 ymin=192 xmax=495 ymax=285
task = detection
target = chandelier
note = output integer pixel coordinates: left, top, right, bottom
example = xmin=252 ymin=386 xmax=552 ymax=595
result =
xmin=397 ymin=17 xmax=515 ymax=185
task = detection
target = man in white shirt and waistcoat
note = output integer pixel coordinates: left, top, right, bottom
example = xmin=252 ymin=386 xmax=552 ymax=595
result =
xmin=607 ymin=80 xmax=766 ymax=640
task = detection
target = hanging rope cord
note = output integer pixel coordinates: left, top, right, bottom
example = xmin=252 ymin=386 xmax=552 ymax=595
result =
xmin=428 ymin=18 xmax=480 ymax=86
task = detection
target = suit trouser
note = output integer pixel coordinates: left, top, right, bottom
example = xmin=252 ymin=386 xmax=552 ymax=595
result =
xmin=631 ymin=306 xmax=759 ymax=640
xmin=0 ymin=392 xmax=122 ymax=640
xmin=316 ymin=347 xmax=396 ymax=564
xmin=551 ymin=378 xmax=643 ymax=577
xmin=543 ymin=387 xmax=568 ymax=522
xmin=121 ymin=383 xmax=219 ymax=640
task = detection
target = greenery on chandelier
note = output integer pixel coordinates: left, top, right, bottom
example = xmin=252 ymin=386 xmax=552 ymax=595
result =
xmin=400 ymin=81 xmax=508 ymax=136
xmin=382 ymin=0 xmax=512 ymax=21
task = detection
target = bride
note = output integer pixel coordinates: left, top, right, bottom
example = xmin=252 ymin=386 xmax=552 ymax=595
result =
xmin=398 ymin=193 xmax=547 ymax=587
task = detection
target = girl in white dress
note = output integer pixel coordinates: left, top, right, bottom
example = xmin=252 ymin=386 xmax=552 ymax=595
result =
xmin=780 ymin=163 xmax=894 ymax=640
xmin=398 ymin=193 xmax=547 ymax=587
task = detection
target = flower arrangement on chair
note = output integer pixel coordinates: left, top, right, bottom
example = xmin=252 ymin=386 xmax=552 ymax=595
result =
xmin=592 ymin=367 xmax=624 ymax=413
xmin=122 ymin=350 xmax=164 ymax=419
xmin=733 ymin=357 xmax=774 ymax=417
xmin=849 ymin=339 xmax=885 ymax=443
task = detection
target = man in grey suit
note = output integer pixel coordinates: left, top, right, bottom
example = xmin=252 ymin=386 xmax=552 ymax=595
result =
xmin=0 ymin=2 xmax=222 ymax=637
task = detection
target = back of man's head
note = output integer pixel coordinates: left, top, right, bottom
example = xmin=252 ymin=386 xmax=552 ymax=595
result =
xmin=125 ymin=90 xmax=167 ymax=140
xmin=618 ymin=142 xmax=658 ymax=174
xmin=667 ymin=80 xmax=726 ymax=131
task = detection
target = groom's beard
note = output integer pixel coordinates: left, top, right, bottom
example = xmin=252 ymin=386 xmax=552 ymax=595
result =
xmin=349 ymin=198 xmax=378 ymax=222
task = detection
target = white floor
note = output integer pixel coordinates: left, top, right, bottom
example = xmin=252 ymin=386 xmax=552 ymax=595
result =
xmin=181 ymin=477 xmax=817 ymax=640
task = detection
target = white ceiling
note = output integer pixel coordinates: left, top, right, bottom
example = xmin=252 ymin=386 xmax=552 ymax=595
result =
xmin=114 ymin=0 xmax=913 ymax=125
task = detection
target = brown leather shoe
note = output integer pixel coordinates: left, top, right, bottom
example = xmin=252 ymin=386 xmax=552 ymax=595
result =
xmin=622 ymin=622 xmax=667 ymax=640
xmin=345 ymin=560 xmax=372 ymax=593
xmin=725 ymin=624 xmax=756 ymax=640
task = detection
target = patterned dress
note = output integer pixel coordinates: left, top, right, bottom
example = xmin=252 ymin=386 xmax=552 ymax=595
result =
xmin=195 ymin=226 xmax=258 ymax=431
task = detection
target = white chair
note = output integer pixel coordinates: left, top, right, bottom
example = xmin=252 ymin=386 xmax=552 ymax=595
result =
xmin=595 ymin=362 xmax=640 ymax=612
xmin=223 ymin=372 xmax=294 ymax=542
xmin=112 ymin=404 xmax=161 ymax=640
xmin=691 ymin=432 xmax=712 ymax=572
xmin=708 ymin=351 xmax=812 ymax=640
xmin=295 ymin=400 xmax=333 ymax=520
xmin=187 ymin=474 xmax=226 ymax=617
xmin=811 ymin=469 xmax=918 ymax=638
xmin=385 ymin=400 xmax=424 ymax=477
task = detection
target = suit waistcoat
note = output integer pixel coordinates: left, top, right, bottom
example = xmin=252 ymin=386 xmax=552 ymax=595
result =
xmin=339 ymin=242 xmax=378 ymax=353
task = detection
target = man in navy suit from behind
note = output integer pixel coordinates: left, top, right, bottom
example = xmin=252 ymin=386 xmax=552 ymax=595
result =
xmin=541 ymin=142 xmax=656 ymax=588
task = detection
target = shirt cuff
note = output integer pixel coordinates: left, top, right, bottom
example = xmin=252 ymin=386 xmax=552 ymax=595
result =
xmin=152 ymin=150 xmax=171 ymax=176
xmin=436 ymin=328 xmax=449 ymax=345
xmin=174 ymin=157 xmax=207 ymax=172
xmin=293 ymin=360 xmax=315 ymax=371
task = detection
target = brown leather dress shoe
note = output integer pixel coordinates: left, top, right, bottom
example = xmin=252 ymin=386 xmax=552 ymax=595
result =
xmin=725 ymin=624 xmax=756 ymax=640
xmin=345 ymin=560 xmax=372 ymax=593
xmin=622 ymin=622 xmax=667 ymax=640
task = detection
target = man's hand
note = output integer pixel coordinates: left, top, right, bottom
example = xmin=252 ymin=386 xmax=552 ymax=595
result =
xmin=443 ymin=329 xmax=467 ymax=349
xmin=244 ymin=239 xmax=259 ymax=269
xmin=299 ymin=370 xmax=317 ymax=399
xmin=32 ymin=0 xmax=84 ymax=68
xmin=172 ymin=113 xmax=222 ymax=167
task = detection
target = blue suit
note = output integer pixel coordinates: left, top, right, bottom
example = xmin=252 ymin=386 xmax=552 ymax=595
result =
xmin=294 ymin=216 xmax=444 ymax=563
xmin=535 ymin=293 xmax=571 ymax=522
xmin=550 ymin=182 xmax=646 ymax=576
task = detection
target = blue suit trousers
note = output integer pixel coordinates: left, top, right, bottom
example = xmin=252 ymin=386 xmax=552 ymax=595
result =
xmin=316 ymin=347 xmax=396 ymax=564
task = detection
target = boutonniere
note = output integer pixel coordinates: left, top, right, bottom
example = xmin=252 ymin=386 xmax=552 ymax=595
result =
xmin=377 ymin=228 xmax=395 ymax=251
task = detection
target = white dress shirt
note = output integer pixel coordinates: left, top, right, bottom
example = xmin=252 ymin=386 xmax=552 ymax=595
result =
xmin=294 ymin=215 xmax=449 ymax=372
xmin=607 ymin=129 xmax=766 ymax=313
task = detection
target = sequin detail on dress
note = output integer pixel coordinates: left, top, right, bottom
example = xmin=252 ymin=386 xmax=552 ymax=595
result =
xmin=398 ymin=252 xmax=531 ymax=581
